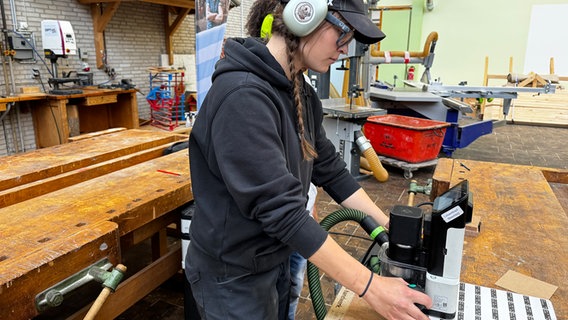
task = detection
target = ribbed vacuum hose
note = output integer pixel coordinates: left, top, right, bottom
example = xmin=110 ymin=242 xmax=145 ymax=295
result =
xmin=307 ymin=208 xmax=388 ymax=320
xmin=355 ymin=131 xmax=388 ymax=182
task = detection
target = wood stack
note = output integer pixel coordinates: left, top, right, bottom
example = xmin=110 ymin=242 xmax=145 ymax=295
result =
xmin=481 ymin=56 xmax=568 ymax=126
xmin=483 ymin=87 xmax=568 ymax=127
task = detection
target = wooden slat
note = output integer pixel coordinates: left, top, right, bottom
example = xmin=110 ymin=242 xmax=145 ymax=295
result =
xmin=430 ymin=157 xmax=454 ymax=200
xmin=484 ymin=89 xmax=568 ymax=126
xmin=539 ymin=167 xmax=568 ymax=184
xmin=120 ymin=209 xmax=181 ymax=250
xmin=68 ymin=127 xmax=127 ymax=142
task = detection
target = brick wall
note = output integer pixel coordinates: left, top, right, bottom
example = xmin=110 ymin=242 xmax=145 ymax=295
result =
xmin=0 ymin=0 xmax=253 ymax=156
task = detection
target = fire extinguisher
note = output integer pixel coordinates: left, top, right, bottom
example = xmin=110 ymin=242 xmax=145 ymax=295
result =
xmin=407 ymin=66 xmax=415 ymax=80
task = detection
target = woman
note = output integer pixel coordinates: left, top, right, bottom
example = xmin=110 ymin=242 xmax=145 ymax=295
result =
xmin=186 ymin=0 xmax=432 ymax=319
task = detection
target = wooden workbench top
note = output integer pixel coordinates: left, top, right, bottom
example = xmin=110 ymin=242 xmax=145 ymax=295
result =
xmin=433 ymin=159 xmax=567 ymax=317
xmin=0 ymin=129 xmax=191 ymax=319
xmin=326 ymin=159 xmax=568 ymax=319
xmin=0 ymin=87 xmax=134 ymax=103
xmin=46 ymin=87 xmax=137 ymax=100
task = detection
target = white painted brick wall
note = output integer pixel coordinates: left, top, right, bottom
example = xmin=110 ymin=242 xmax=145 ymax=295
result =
xmin=0 ymin=0 xmax=254 ymax=156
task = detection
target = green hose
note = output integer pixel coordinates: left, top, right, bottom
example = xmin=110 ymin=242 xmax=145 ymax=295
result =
xmin=306 ymin=208 xmax=387 ymax=320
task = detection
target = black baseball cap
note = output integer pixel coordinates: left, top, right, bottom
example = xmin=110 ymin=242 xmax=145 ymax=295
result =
xmin=329 ymin=0 xmax=386 ymax=44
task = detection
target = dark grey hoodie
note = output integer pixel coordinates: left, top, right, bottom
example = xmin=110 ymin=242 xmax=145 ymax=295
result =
xmin=187 ymin=37 xmax=360 ymax=274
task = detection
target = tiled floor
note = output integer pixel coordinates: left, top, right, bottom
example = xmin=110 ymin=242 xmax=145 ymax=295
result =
xmin=118 ymin=123 xmax=568 ymax=320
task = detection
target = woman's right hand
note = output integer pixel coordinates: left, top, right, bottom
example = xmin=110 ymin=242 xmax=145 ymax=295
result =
xmin=362 ymin=275 xmax=432 ymax=320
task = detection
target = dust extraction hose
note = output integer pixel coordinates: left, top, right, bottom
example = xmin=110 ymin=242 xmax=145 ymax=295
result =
xmin=355 ymin=131 xmax=388 ymax=182
xmin=307 ymin=208 xmax=389 ymax=320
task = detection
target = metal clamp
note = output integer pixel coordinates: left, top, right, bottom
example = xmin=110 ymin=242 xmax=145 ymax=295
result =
xmin=35 ymin=259 xmax=113 ymax=312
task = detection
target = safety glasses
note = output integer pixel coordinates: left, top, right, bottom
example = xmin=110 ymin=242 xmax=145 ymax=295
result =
xmin=325 ymin=13 xmax=354 ymax=48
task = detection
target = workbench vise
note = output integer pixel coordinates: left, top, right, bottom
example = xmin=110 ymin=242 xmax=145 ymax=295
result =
xmin=372 ymin=180 xmax=472 ymax=318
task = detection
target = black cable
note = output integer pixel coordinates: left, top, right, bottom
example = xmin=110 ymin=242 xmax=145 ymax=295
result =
xmin=6 ymin=29 xmax=54 ymax=77
xmin=48 ymin=106 xmax=63 ymax=144
xmin=328 ymin=231 xmax=375 ymax=242
xmin=359 ymin=238 xmax=379 ymax=268
xmin=34 ymin=70 xmax=47 ymax=93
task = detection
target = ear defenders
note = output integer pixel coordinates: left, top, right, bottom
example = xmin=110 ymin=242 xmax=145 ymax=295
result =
xmin=260 ymin=13 xmax=274 ymax=39
xmin=282 ymin=0 xmax=328 ymax=37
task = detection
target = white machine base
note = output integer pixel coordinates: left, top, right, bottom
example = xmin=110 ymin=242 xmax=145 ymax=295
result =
xmin=429 ymin=282 xmax=557 ymax=320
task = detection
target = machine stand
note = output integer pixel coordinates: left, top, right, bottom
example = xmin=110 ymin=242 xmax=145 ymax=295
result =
xmin=321 ymin=98 xmax=386 ymax=179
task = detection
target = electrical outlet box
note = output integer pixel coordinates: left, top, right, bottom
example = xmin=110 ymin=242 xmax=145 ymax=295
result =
xmin=8 ymin=31 xmax=35 ymax=60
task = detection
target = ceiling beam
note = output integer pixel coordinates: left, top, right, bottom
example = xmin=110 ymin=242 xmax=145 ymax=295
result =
xmin=79 ymin=0 xmax=195 ymax=69
xmin=90 ymin=1 xmax=121 ymax=69
xmin=166 ymin=7 xmax=191 ymax=65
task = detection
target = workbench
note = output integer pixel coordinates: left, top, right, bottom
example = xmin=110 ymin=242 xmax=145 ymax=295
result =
xmin=0 ymin=129 xmax=191 ymax=319
xmin=0 ymin=87 xmax=139 ymax=149
xmin=326 ymin=159 xmax=568 ymax=319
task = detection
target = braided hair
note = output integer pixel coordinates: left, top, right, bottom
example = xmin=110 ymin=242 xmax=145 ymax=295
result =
xmin=246 ymin=0 xmax=318 ymax=161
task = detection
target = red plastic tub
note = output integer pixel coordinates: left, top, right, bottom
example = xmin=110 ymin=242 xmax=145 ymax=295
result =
xmin=363 ymin=115 xmax=450 ymax=163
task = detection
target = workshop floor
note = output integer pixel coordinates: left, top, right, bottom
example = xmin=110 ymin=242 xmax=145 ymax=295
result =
xmin=119 ymin=123 xmax=568 ymax=320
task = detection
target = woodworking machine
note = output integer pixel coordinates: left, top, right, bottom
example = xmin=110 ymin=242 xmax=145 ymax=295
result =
xmin=41 ymin=20 xmax=82 ymax=94
xmin=368 ymin=83 xmax=556 ymax=156
xmin=369 ymin=180 xmax=473 ymax=318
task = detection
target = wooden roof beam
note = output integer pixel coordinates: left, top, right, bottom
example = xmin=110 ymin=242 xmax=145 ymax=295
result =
xmin=166 ymin=7 xmax=191 ymax=66
xmin=90 ymin=1 xmax=121 ymax=69
xmin=78 ymin=0 xmax=194 ymax=9
xmin=80 ymin=0 xmax=195 ymax=68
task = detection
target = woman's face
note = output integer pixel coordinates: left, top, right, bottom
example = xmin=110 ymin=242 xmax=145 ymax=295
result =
xmin=298 ymin=16 xmax=354 ymax=73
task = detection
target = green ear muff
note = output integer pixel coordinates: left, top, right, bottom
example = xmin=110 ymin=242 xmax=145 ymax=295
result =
xmin=261 ymin=13 xmax=274 ymax=39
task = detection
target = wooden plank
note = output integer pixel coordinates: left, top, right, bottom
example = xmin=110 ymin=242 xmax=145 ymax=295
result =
xmin=68 ymin=127 xmax=127 ymax=142
xmin=120 ymin=209 xmax=181 ymax=250
xmin=539 ymin=167 xmax=568 ymax=184
xmin=0 ymin=220 xmax=121 ymax=320
xmin=0 ymin=93 xmax=47 ymax=104
xmin=0 ymin=129 xmax=186 ymax=191
xmin=20 ymin=86 xmax=41 ymax=94
xmin=430 ymin=157 xmax=455 ymax=200
xmin=0 ymin=140 xmax=186 ymax=207
xmin=484 ymin=89 xmax=568 ymax=126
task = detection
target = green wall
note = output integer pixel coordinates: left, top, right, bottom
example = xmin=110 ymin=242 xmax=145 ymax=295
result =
xmin=377 ymin=0 xmax=568 ymax=86
xmin=373 ymin=0 xmax=425 ymax=86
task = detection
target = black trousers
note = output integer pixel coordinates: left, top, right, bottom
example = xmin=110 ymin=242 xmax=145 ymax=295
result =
xmin=185 ymin=246 xmax=291 ymax=320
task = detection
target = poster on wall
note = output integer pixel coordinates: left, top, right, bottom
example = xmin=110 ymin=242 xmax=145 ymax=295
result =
xmin=195 ymin=0 xmax=231 ymax=111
